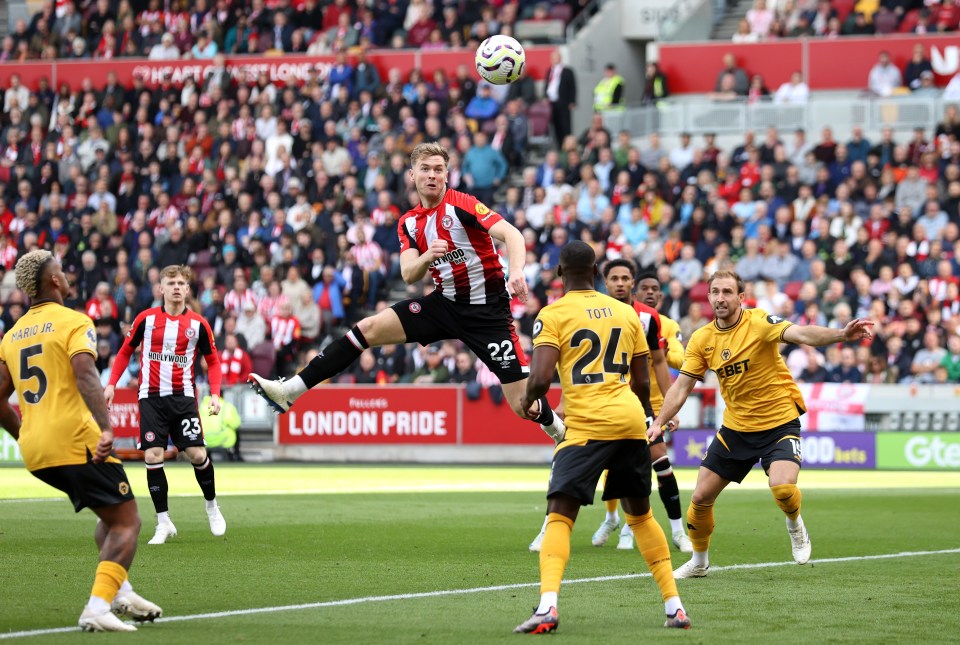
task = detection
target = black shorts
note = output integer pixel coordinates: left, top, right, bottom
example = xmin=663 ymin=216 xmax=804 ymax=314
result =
xmin=392 ymin=291 xmax=529 ymax=384
xmin=701 ymin=418 xmax=802 ymax=484
xmin=139 ymin=395 xmax=206 ymax=451
xmin=547 ymin=439 xmax=653 ymax=506
xmin=31 ymin=461 xmax=135 ymax=512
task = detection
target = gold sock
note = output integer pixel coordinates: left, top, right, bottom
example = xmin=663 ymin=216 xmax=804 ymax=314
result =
xmin=771 ymin=484 xmax=802 ymax=521
xmin=605 ymin=498 xmax=619 ymax=514
xmin=626 ymin=510 xmax=678 ymax=602
xmin=687 ymin=502 xmax=714 ymax=553
xmin=91 ymin=561 xmax=127 ymax=605
xmin=539 ymin=513 xmax=574 ymax=595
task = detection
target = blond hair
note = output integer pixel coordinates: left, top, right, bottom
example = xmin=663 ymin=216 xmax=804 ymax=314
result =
xmin=14 ymin=250 xmax=53 ymax=299
xmin=160 ymin=265 xmax=194 ymax=283
xmin=708 ymin=269 xmax=745 ymax=294
xmin=409 ymin=142 xmax=449 ymax=168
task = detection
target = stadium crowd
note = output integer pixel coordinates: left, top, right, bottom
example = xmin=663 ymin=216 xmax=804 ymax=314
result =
xmin=0 ymin=0 xmax=959 ymax=395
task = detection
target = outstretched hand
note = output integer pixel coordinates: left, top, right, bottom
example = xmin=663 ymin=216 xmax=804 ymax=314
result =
xmin=842 ymin=319 xmax=875 ymax=342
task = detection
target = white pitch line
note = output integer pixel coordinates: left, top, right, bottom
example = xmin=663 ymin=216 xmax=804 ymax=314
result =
xmin=1 ymin=548 xmax=957 ymax=640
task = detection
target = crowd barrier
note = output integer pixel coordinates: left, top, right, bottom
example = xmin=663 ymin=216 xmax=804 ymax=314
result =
xmin=658 ymin=33 xmax=960 ymax=93
xmin=0 ymin=46 xmax=557 ymax=90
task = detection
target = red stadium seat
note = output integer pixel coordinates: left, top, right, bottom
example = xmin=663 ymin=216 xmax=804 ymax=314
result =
xmin=688 ymin=281 xmax=710 ymax=303
xmin=833 ymin=0 xmax=856 ymax=23
xmin=250 ymin=341 xmax=277 ymax=380
xmin=549 ymin=3 xmax=573 ymax=24
xmin=898 ymin=9 xmax=920 ymax=32
xmin=783 ymin=280 xmax=804 ymax=302
xmin=527 ymin=100 xmax=552 ymax=145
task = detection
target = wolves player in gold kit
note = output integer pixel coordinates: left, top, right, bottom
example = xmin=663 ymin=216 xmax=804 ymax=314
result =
xmin=514 ymin=242 xmax=690 ymax=634
xmin=648 ymin=270 xmax=873 ymax=577
xmin=0 ymin=251 xmax=161 ymax=632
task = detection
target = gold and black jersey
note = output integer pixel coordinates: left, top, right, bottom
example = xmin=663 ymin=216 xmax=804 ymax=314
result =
xmin=680 ymin=307 xmax=805 ymax=432
xmin=650 ymin=314 xmax=684 ymax=414
xmin=533 ymin=290 xmax=650 ymax=445
xmin=0 ymin=303 xmax=118 ymax=470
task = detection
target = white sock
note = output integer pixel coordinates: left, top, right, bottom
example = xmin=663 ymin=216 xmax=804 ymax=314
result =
xmin=605 ymin=510 xmax=619 ymax=524
xmin=665 ymin=596 xmax=684 ymax=616
xmin=206 ymin=498 xmax=218 ymax=511
xmin=786 ymin=515 xmax=801 ymax=530
xmin=620 ymin=523 xmax=632 ymax=537
xmin=119 ymin=580 xmax=133 ymax=595
xmin=282 ymin=375 xmax=307 ymax=398
xmin=157 ymin=511 xmax=170 ymax=525
xmin=536 ymin=591 xmax=558 ymax=614
xmin=669 ymin=518 xmax=684 ymax=534
xmin=691 ymin=550 xmax=709 ymax=567
xmin=87 ymin=596 xmax=111 ymax=614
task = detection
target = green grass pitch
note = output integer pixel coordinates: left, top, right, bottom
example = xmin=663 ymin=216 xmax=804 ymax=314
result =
xmin=1 ymin=464 xmax=958 ymax=643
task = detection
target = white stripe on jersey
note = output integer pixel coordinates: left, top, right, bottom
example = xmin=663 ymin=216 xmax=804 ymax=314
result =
xmin=158 ymin=318 xmax=181 ymax=397
xmin=139 ymin=314 xmax=155 ymax=400
xmin=181 ymin=318 xmax=201 ymax=398
xmin=444 ymin=204 xmax=488 ymax=305
xmin=422 ymin=212 xmax=456 ymax=300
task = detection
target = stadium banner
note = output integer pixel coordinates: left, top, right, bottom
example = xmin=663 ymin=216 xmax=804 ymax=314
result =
xmin=797 ymin=383 xmax=869 ymax=432
xmin=110 ymin=387 xmax=141 ymax=442
xmin=0 ymin=46 xmax=557 ymax=91
xmin=658 ymin=34 xmax=960 ymax=93
xmin=671 ymin=430 xmax=876 ymax=469
xmin=0 ymin=429 xmax=21 ymax=463
xmin=876 ymin=432 xmax=960 ymax=470
xmin=277 ymin=386 xmax=459 ymax=445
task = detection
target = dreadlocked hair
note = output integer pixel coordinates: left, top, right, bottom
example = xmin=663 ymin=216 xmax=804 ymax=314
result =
xmin=14 ymin=250 xmax=53 ymax=300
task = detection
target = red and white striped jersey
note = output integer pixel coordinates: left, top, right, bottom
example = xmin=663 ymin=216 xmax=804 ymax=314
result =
xmin=224 ymin=288 xmax=258 ymax=314
xmin=352 ymin=240 xmax=383 ymax=272
xmin=109 ymin=306 xmax=221 ymax=399
xmin=397 ymin=189 xmax=506 ymax=305
xmin=632 ymin=300 xmax=663 ymax=351
xmin=270 ymin=315 xmax=301 ymax=349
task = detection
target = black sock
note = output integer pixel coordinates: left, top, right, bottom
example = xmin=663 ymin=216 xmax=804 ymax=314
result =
xmin=194 ymin=457 xmax=217 ymax=501
xmin=298 ymin=326 xmax=369 ymax=389
xmin=654 ymin=457 xmax=682 ymax=520
xmin=533 ymin=396 xmax=554 ymax=426
xmin=146 ymin=463 xmax=168 ymax=514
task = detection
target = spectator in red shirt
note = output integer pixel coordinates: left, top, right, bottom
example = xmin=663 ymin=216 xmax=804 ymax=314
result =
xmin=220 ymin=332 xmax=253 ymax=385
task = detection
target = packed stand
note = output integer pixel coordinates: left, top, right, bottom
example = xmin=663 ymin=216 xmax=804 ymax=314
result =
xmin=1 ymin=0 xmax=585 ymax=61
xmin=732 ymin=0 xmax=958 ymax=41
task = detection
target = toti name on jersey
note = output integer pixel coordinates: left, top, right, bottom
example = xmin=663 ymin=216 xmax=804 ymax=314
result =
xmin=680 ymin=308 xmax=805 ymax=432
xmin=397 ymin=189 xmax=506 ymax=305
xmin=533 ymin=291 xmax=650 ymax=446
xmin=0 ymin=303 xmax=119 ymax=471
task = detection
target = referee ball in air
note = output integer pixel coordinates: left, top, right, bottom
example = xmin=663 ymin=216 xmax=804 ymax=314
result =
xmin=475 ymin=35 xmax=526 ymax=85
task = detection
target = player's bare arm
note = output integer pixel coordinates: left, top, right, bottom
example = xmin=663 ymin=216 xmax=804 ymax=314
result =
xmin=650 ymin=347 xmax=672 ymax=399
xmin=72 ymin=352 xmax=114 ymax=462
xmin=649 ymin=372 xmax=698 ymax=442
xmin=781 ymin=318 xmax=875 ymax=347
xmin=0 ymin=361 xmax=21 ymax=439
xmin=628 ymin=352 xmax=655 ymax=421
xmin=521 ymin=345 xmax=560 ymax=420
xmin=488 ymin=219 xmax=528 ymax=303
xmin=399 ymin=241 xmax=448 ymax=284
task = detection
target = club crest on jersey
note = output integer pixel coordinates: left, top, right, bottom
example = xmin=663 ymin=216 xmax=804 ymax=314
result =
xmin=720 ymin=349 xmax=732 ymax=361
xmin=86 ymin=328 xmax=97 ymax=349
xmin=475 ymin=202 xmax=490 ymax=216
xmin=441 ymin=214 xmax=454 ymax=229
xmin=145 ymin=432 xmax=156 ymax=442
xmin=185 ymin=327 xmax=196 ymax=339
xmin=409 ymin=302 xmax=422 ymax=314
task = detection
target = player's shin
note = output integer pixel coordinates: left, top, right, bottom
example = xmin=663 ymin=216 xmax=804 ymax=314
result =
xmin=145 ymin=463 xmax=168 ymax=515
xmin=296 ymin=325 xmax=369 ymax=391
xmin=771 ymin=483 xmax=802 ymax=526
xmin=532 ymin=396 xmax=565 ymax=441
xmin=625 ymin=510 xmax=679 ymax=603
xmin=193 ymin=456 xmax=217 ymax=502
xmin=89 ymin=561 xmax=127 ymax=614
xmin=653 ymin=456 xmax=684 ymax=530
xmin=687 ymin=502 xmax=714 ymax=565
xmin=538 ymin=513 xmax=573 ymax=611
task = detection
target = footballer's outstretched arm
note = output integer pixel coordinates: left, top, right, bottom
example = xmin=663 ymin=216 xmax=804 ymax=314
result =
xmin=0 ymin=362 xmax=21 ymax=440
xmin=782 ymin=318 xmax=874 ymax=347
xmin=488 ymin=219 xmax=528 ymax=302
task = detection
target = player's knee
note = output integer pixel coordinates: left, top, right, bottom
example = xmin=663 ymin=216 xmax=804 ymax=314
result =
xmin=689 ymin=489 xmax=716 ymax=506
